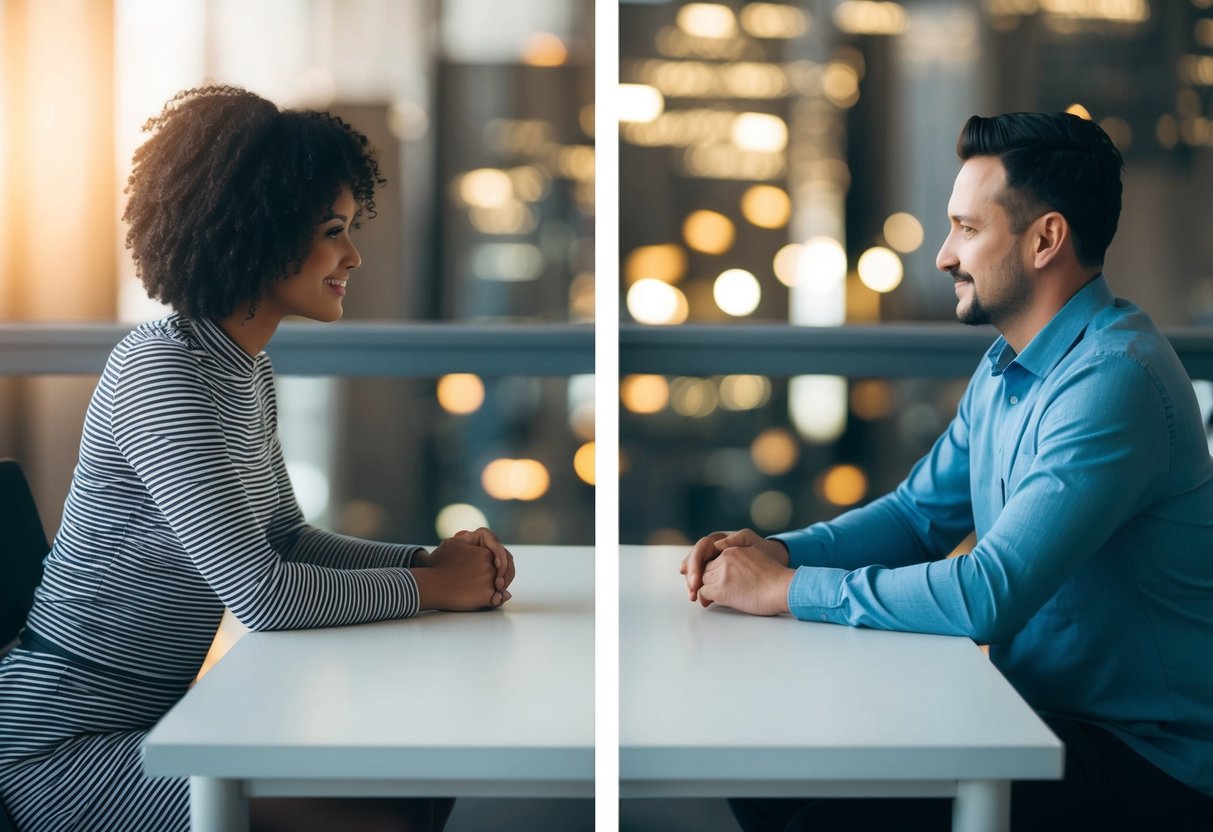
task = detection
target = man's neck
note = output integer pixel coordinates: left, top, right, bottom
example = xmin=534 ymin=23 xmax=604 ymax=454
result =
xmin=999 ymin=270 xmax=1100 ymax=354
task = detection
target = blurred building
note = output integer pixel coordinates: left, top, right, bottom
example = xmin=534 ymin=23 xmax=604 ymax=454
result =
xmin=619 ymin=0 xmax=1213 ymax=544
xmin=0 ymin=0 xmax=594 ymax=546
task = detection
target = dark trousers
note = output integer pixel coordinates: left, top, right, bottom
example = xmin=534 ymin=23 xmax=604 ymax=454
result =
xmin=730 ymin=717 xmax=1213 ymax=832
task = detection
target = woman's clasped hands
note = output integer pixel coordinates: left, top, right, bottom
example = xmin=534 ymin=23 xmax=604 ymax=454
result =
xmin=411 ymin=527 xmax=517 ymax=612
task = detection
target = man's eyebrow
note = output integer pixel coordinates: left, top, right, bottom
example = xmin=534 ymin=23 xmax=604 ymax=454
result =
xmin=949 ymin=213 xmax=977 ymax=224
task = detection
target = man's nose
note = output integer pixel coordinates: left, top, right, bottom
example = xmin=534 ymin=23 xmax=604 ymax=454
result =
xmin=936 ymin=233 xmax=957 ymax=273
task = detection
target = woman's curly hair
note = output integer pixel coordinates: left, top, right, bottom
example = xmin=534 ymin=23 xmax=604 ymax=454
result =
xmin=123 ymin=85 xmax=386 ymax=320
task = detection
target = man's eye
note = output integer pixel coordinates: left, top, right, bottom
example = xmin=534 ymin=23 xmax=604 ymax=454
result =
xmin=961 ymin=225 xmax=975 ymax=235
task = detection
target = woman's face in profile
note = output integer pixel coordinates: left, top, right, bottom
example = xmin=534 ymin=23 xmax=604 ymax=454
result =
xmin=260 ymin=186 xmax=361 ymax=324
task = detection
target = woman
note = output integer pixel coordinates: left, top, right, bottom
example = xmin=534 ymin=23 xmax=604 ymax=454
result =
xmin=0 ymin=85 xmax=514 ymax=831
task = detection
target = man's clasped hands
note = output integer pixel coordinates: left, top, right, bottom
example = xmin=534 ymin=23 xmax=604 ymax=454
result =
xmin=679 ymin=529 xmax=796 ymax=616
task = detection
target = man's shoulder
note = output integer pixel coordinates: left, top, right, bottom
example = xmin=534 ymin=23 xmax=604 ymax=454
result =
xmin=1074 ymin=299 xmax=1181 ymax=378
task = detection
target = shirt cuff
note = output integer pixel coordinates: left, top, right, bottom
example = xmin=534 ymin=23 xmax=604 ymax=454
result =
xmin=786 ymin=565 xmax=850 ymax=623
xmin=402 ymin=545 xmax=426 ymax=568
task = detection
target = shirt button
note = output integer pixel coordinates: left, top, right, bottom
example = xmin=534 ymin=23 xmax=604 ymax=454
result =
xmin=1009 ymin=395 xmax=1019 ymax=405
xmin=820 ymin=614 xmax=827 ymax=621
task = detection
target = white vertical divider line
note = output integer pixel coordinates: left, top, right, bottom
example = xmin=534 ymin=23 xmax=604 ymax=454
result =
xmin=594 ymin=0 xmax=620 ymax=827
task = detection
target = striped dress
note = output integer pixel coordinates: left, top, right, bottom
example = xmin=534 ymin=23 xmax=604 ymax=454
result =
xmin=0 ymin=315 xmax=424 ymax=831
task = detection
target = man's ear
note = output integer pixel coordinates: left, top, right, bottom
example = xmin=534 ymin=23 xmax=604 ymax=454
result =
xmin=1032 ymin=211 xmax=1068 ymax=270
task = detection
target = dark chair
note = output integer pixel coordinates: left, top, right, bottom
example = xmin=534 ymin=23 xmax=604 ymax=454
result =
xmin=0 ymin=458 xmax=48 ymax=648
xmin=0 ymin=458 xmax=41 ymax=832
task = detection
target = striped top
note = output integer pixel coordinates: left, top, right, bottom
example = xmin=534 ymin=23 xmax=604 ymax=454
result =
xmin=26 ymin=315 xmax=422 ymax=687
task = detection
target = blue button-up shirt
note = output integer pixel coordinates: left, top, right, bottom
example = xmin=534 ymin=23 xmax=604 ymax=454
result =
xmin=775 ymin=276 xmax=1213 ymax=796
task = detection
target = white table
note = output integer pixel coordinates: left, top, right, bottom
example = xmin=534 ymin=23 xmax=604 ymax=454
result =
xmin=619 ymin=546 xmax=1062 ymax=832
xmin=143 ymin=546 xmax=594 ymax=832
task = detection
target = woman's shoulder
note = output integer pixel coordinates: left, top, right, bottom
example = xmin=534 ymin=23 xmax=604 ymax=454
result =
xmin=108 ymin=314 xmax=206 ymax=378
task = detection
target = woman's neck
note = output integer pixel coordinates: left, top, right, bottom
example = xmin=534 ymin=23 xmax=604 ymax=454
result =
xmin=218 ymin=305 xmax=283 ymax=357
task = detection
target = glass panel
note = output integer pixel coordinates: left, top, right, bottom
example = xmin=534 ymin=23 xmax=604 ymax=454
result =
xmin=619 ymin=1 xmax=1213 ymax=327
xmin=6 ymin=374 xmax=593 ymax=547
xmin=624 ymin=370 xmax=1213 ymax=544
xmin=0 ymin=0 xmax=593 ymax=324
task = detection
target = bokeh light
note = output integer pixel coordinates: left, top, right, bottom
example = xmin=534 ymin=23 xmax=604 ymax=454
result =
xmin=773 ymin=243 xmax=803 ymax=287
xmin=621 ymin=374 xmax=671 ymax=414
xmin=624 ymin=243 xmax=688 ymax=285
xmin=683 ymin=210 xmax=736 ymax=254
xmin=740 ymin=185 xmax=791 ymax=228
xmin=857 ymin=246 xmax=904 ymax=293
xmin=790 ymin=376 xmax=848 ymax=443
xmin=627 ymin=278 xmax=690 ymax=325
xmin=671 ymin=377 xmax=719 ymax=417
xmin=822 ymin=62 xmax=860 ymax=108
xmin=819 ymin=464 xmax=869 ymax=506
xmin=850 ymin=380 xmax=895 ymax=421
xmin=883 ymin=212 xmax=924 ymax=253
xmin=751 ymin=490 xmax=794 ymax=529
xmin=619 ymin=84 xmax=665 ymax=123
xmin=731 ymin=112 xmax=789 ymax=152
xmin=676 ymin=3 xmax=738 ymax=38
xmin=573 ymin=442 xmax=595 ymax=485
xmin=739 ymin=3 xmax=808 ymax=38
xmin=569 ymin=272 xmax=595 ymax=321
xmin=719 ymin=375 xmax=772 ymax=410
xmin=750 ymin=427 xmax=800 ymax=476
xmin=713 ymin=268 xmax=762 ymax=316
xmin=521 ymin=33 xmax=567 ymax=67
xmin=567 ymin=374 xmax=595 ymax=441
xmin=436 ymin=503 xmax=489 ymax=540
xmin=798 ymin=237 xmax=849 ymax=294
xmin=482 ymin=458 xmax=550 ymax=501
xmin=1065 ymin=102 xmax=1092 ymax=120
xmin=833 ymin=1 xmax=908 ymax=35
xmin=459 ymin=168 xmax=513 ymax=208
xmin=436 ymin=373 xmax=485 ymax=414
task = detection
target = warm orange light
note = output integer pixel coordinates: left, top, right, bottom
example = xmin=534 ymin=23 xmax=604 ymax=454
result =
xmin=850 ymin=380 xmax=894 ymax=420
xmin=820 ymin=464 xmax=868 ymax=506
xmin=683 ymin=210 xmax=735 ymax=254
xmin=740 ymin=185 xmax=791 ymax=229
xmin=1065 ymin=103 xmax=1092 ymax=120
xmin=436 ymin=374 xmax=485 ymax=414
xmin=624 ymin=244 xmax=688 ymax=285
xmin=482 ymin=459 xmax=550 ymax=501
xmin=751 ymin=428 xmax=800 ymax=476
xmin=573 ymin=442 xmax=596 ymax=485
xmin=522 ymin=33 xmax=568 ymax=67
xmin=621 ymin=374 xmax=670 ymax=414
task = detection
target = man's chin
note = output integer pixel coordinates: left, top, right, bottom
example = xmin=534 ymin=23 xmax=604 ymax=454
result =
xmin=956 ymin=301 xmax=990 ymax=327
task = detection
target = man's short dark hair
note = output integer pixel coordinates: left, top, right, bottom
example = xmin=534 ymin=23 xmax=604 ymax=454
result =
xmin=957 ymin=112 xmax=1123 ymax=269
xmin=123 ymin=85 xmax=386 ymax=320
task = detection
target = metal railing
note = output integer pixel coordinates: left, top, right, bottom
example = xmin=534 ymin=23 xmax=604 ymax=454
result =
xmin=621 ymin=324 xmax=1213 ymax=379
xmin=0 ymin=323 xmax=594 ymax=376
xmin=3 ymin=322 xmax=1211 ymax=379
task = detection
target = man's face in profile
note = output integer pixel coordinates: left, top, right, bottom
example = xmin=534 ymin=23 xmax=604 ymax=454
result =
xmin=936 ymin=156 xmax=1033 ymax=330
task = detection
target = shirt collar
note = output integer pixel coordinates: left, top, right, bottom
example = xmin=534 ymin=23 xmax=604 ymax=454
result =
xmin=183 ymin=316 xmax=260 ymax=375
xmin=985 ymin=274 xmax=1114 ymax=379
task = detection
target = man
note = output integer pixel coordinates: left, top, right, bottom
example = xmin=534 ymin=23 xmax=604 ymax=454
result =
xmin=682 ymin=113 xmax=1213 ymax=830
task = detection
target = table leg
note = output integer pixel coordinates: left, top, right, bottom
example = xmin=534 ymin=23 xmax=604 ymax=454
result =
xmin=952 ymin=779 xmax=1009 ymax=832
xmin=190 ymin=776 xmax=248 ymax=832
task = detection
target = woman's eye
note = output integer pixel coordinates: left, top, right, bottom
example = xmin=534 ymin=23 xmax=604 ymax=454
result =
xmin=326 ymin=226 xmax=345 ymax=239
